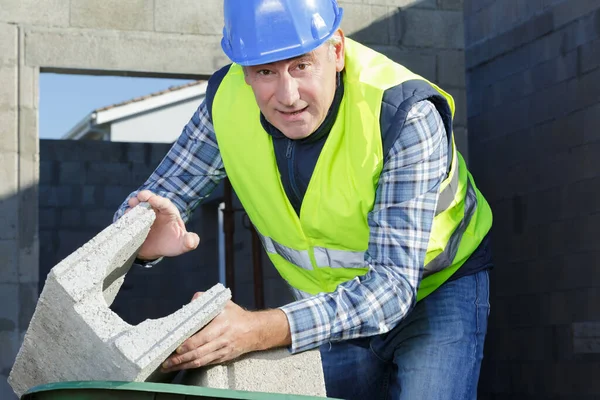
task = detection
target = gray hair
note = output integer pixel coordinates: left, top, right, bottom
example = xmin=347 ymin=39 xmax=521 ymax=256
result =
xmin=326 ymin=34 xmax=342 ymax=60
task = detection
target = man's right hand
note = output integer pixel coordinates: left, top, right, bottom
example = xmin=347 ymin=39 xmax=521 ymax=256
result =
xmin=126 ymin=190 xmax=200 ymax=261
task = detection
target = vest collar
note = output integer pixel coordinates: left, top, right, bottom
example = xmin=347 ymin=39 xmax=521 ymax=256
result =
xmin=260 ymin=72 xmax=344 ymax=143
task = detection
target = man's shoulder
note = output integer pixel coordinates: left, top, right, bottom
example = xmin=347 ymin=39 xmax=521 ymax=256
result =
xmin=379 ymin=82 xmax=446 ymax=160
xmin=206 ymin=64 xmax=233 ymax=119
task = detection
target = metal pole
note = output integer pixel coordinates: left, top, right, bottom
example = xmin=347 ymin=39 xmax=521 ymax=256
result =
xmin=251 ymin=226 xmax=264 ymax=309
xmin=223 ymin=178 xmax=235 ymax=300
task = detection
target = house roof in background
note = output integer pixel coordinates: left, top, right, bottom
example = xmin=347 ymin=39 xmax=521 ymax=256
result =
xmin=95 ymin=80 xmax=206 ymax=112
xmin=63 ymin=80 xmax=208 ymax=140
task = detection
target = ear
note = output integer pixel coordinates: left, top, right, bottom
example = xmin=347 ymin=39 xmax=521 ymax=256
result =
xmin=334 ymin=29 xmax=345 ymax=72
xmin=243 ymin=66 xmax=251 ymax=85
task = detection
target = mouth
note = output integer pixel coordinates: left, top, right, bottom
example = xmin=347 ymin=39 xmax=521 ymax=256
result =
xmin=278 ymin=106 xmax=308 ymax=117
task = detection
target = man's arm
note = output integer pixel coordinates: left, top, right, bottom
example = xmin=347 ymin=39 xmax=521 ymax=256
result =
xmin=281 ymin=100 xmax=449 ymax=353
xmin=113 ymin=99 xmax=226 ymax=224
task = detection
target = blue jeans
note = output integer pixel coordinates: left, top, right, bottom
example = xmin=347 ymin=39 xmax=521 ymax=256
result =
xmin=320 ymin=270 xmax=490 ymax=400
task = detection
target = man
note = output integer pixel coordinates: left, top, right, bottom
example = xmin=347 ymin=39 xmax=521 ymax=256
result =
xmin=115 ymin=0 xmax=493 ymax=398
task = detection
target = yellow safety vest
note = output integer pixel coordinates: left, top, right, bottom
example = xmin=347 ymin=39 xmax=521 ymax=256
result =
xmin=212 ymin=38 xmax=492 ymax=300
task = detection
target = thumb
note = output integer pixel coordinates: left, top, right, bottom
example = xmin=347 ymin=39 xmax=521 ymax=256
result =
xmin=191 ymin=291 xmax=205 ymax=301
xmin=182 ymin=232 xmax=200 ymax=252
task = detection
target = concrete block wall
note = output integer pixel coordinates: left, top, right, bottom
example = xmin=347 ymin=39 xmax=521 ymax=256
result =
xmin=39 ymin=140 xmax=221 ymax=326
xmin=340 ymin=0 xmax=470 ymax=156
xmin=465 ymin=0 xmax=600 ymax=398
xmin=0 ymin=1 xmax=469 ymax=397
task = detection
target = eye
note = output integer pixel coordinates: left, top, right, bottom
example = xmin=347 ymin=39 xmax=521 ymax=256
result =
xmin=297 ymin=63 xmax=309 ymax=71
xmin=257 ymin=69 xmax=273 ymax=76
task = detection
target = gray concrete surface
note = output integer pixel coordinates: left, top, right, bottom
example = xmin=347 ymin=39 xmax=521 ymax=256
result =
xmin=182 ymin=349 xmax=326 ymax=397
xmin=8 ymin=204 xmax=231 ymax=398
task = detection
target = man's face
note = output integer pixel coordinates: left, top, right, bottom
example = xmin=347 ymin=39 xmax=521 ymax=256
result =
xmin=244 ymin=32 xmax=345 ymax=140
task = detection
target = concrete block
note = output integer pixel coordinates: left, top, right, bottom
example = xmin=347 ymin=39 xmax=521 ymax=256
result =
xmin=437 ymin=50 xmax=465 ymax=88
xmin=439 ymin=0 xmax=463 ymax=11
xmin=182 ymin=349 xmax=326 ymax=397
xmin=155 ymin=0 xmax=223 ymax=35
xmin=580 ymin=36 xmax=600 ymax=74
xmin=18 ymin=108 xmax=39 ymax=157
xmin=70 ymin=0 xmax=154 ymax=32
xmin=87 ymin=162 xmax=132 ymax=186
xmin=0 ymin=283 xmax=18 ymax=332
xmin=0 ymin=109 xmax=17 ymax=153
xmin=59 ymin=161 xmax=86 ymax=185
xmin=0 ymin=23 xmax=17 ymax=66
xmin=0 ymin=196 xmax=18 ymax=240
xmin=553 ymin=0 xmax=600 ymax=29
xmin=0 ymin=0 xmax=69 ymax=27
xmin=18 ymin=282 xmax=38 ymax=331
xmin=371 ymin=45 xmax=437 ymax=82
xmin=531 ymin=50 xmax=578 ymax=91
xmin=573 ymin=322 xmax=600 ymax=354
xmin=0 ymin=240 xmax=18 ymax=283
xmin=25 ymin=27 xmax=228 ymax=77
xmin=0 ymin=66 xmax=17 ymax=109
xmin=18 ymin=66 xmax=39 ymax=110
xmin=401 ymin=9 xmax=464 ymax=49
xmin=8 ymin=204 xmax=232 ymax=398
xmin=340 ymin=3 xmax=394 ymax=45
xmin=0 ymin=151 xmax=18 ymax=199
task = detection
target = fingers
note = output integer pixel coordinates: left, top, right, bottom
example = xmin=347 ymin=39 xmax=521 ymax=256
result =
xmin=162 ymin=340 xmax=229 ymax=371
xmin=137 ymin=190 xmax=156 ymax=202
xmin=183 ymin=232 xmax=200 ymax=251
xmin=128 ymin=196 xmax=141 ymax=208
xmin=191 ymin=291 xmax=205 ymax=301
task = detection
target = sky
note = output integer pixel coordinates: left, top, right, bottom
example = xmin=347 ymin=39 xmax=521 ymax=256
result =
xmin=39 ymin=73 xmax=195 ymax=140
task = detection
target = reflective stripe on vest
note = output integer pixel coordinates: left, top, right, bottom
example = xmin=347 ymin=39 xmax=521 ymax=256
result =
xmin=260 ymin=235 xmax=366 ymax=271
xmin=425 ymin=178 xmax=477 ymax=277
xmin=435 ymin=142 xmax=459 ymax=216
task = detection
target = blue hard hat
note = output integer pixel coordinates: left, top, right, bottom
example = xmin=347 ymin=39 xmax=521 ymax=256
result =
xmin=221 ymin=0 xmax=344 ymax=66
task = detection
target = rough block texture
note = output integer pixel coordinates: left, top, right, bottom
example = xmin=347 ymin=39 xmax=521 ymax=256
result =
xmin=182 ymin=349 xmax=326 ymax=397
xmin=8 ymin=205 xmax=231 ymax=398
xmin=154 ymin=0 xmax=223 ymax=35
xmin=467 ymin=0 xmax=600 ymax=398
xmin=25 ymin=27 xmax=228 ymax=77
xmin=0 ymin=0 xmax=70 ymax=27
xmin=70 ymin=0 xmax=155 ymax=31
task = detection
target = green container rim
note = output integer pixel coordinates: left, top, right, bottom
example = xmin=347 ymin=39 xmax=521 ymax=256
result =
xmin=23 ymin=381 xmax=336 ymax=400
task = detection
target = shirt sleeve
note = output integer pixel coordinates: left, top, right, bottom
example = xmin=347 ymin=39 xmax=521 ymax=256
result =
xmin=113 ymin=100 xmax=226 ymax=224
xmin=280 ymin=100 xmax=449 ymax=353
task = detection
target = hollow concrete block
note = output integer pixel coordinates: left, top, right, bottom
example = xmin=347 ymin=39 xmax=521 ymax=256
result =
xmin=8 ymin=204 xmax=231 ymax=397
xmin=182 ymin=348 xmax=327 ymax=397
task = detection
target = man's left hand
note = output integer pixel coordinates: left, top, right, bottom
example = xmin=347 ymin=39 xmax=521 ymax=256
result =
xmin=161 ymin=293 xmax=291 ymax=372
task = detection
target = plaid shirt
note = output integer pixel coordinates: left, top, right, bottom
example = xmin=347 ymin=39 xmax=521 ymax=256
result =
xmin=115 ymin=98 xmax=448 ymax=354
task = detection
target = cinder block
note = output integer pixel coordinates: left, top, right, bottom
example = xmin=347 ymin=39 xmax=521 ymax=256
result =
xmin=0 ymin=240 xmax=18 ymax=283
xmin=531 ymin=50 xmax=578 ymax=91
xmin=155 ymin=0 xmax=223 ymax=35
xmin=87 ymin=162 xmax=132 ymax=186
xmin=0 ymin=65 xmax=17 ymax=109
xmin=580 ymin=36 xmax=600 ymax=74
xmin=0 ymin=0 xmax=69 ymax=27
xmin=182 ymin=349 xmax=326 ymax=397
xmin=8 ymin=204 xmax=232 ymax=398
xmin=25 ymin=27 xmax=228 ymax=77
xmin=0 ymin=196 xmax=18 ymax=241
xmin=18 ymin=108 xmax=39 ymax=157
xmin=0 ymin=283 xmax=18 ymax=335
xmin=0 ymin=109 xmax=17 ymax=153
xmin=70 ymin=0 xmax=154 ymax=32
xmin=437 ymin=50 xmax=466 ymax=88
xmin=0 ymin=23 xmax=17 ymax=66
xmin=340 ymin=3 xmax=394 ymax=45
xmin=553 ymin=0 xmax=600 ymax=29
xmin=573 ymin=322 xmax=600 ymax=354
xmin=439 ymin=0 xmax=463 ymax=11
xmin=0 ymin=151 xmax=18 ymax=199
xmin=401 ymin=9 xmax=464 ymax=49
xmin=371 ymin=45 xmax=437 ymax=82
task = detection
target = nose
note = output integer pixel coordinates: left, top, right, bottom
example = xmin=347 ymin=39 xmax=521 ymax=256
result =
xmin=275 ymin=72 xmax=300 ymax=107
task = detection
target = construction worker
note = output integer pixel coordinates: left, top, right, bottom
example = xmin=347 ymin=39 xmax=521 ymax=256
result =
xmin=116 ymin=0 xmax=493 ymax=398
